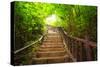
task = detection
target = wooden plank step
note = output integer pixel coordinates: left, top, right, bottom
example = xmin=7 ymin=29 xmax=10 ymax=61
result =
xmin=36 ymin=51 xmax=66 ymax=57
xmin=32 ymin=55 xmax=69 ymax=64
xmin=43 ymin=40 xmax=62 ymax=42
xmin=42 ymin=42 xmax=63 ymax=45
xmin=38 ymin=47 xmax=65 ymax=52
xmin=39 ymin=47 xmax=65 ymax=51
xmin=47 ymin=36 xmax=61 ymax=38
xmin=47 ymin=36 xmax=60 ymax=37
xmin=43 ymin=42 xmax=63 ymax=45
xmin=40 ymin=45 xmax=64 ymax=48
xmin=47 ymin=33 xmax=60 ymax=36
xmin=46 ymin=38 xmax=61 ymax=40
xmin=47 ymin=36 xmax=61 ymax=37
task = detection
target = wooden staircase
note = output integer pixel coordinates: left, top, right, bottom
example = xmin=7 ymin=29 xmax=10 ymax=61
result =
xmin=32 ymin=29 xmax=72 ymax=64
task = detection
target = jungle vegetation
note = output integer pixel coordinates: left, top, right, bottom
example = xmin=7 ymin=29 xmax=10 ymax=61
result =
xmin=14 ymin=2 xmax=97 ymax=50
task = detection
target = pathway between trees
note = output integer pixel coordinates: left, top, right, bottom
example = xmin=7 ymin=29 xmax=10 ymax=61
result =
xmin=32 ymin=28 xmax=72 ymax=64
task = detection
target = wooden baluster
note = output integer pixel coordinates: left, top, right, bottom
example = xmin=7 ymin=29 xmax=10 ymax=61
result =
xmin=71 ymin=39 xmax=74 ymax=56
xmin=73 ymin=40 xmax=76 ymax=59
xmin=66 ymin=36 xmax=69 ymax=49
xmin=81 ymin=43 xmax=85 ymax=61
xmin=70 ymin=38 xmax=73 ymax=53
xmin=84 ymin=42 xmax=92 ymax=61
xmin=78 ymin=41 xmax=83 ymax=61
xmin=71 ymin=39 xmax=74 ymax=57
xmin=67 ymin=37 xmax=69 ymax=49
xmin=91 ymin=46 xmax=97 ymax=60
xmin=81 ymin=43 xmax=87 ymax=61
xmin=65 ymin=35 xmax=69 ymax=49
xmin=68 ymin=37 xmax=71 ymax=50
xmin=76 ymin=41 xmax=80 ymax=61
xmin=69 ymin=38 xmax=71 ymax=52
xmin=74 ymin=40 xmax=77 ymax=59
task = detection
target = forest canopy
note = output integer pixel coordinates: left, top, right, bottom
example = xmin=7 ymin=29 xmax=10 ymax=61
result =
xmin=14 ymin=2 xmax=97 ymax=50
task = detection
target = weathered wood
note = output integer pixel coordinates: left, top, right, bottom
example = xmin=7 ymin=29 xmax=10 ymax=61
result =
xmin=78 ymin=41 xmax=83 ymax=61
xmin=14 ymin=35 xmax=44 ymax=54
xmin=74 ymin=41 xmax=78 ymax=60
xmin=84 ymin=43 xmax=92 ymax=61
xmin=32 ymin=28 xmax=73 ymax=64
xmin=58 ymin=27 xmax=97 ymax=61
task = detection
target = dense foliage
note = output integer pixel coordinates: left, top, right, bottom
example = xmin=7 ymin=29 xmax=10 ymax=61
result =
xmin=56 ymin=5 xmax=97 ymax=42
xmin=14 ymin=2 xmax=97 ymax=50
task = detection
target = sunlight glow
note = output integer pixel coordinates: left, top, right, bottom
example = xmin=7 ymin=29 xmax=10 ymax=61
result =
xmin=45 ymin=14 xmax=57 ymax=25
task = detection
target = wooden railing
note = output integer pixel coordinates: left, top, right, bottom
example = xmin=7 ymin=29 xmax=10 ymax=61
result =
xmin=58 ymin=27 xmax=97 ymax=61
xmin=14 ymin=36 xmax=44 ymax=54
xmin=14 ymin=35 xmax=45 ymax=65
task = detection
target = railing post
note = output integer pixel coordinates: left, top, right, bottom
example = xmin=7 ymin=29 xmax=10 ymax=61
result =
xmin=58 ymin=27 xmax=96 ymax=62
xmin=74 ymin=40 xmax=78 ymax=61
xmin=69 ymin=38 xmax=72 ymax=53
xmin=78 ymin=41 xmax=83 ymax=61
xmin=71 ymin=39 xmax=74 ymax=57
xmin=84 ymin=42 xmax=92 ymax=61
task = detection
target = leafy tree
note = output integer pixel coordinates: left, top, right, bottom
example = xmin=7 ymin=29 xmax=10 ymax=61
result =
xmin=14 ymin=2 xmax=97 ymax=50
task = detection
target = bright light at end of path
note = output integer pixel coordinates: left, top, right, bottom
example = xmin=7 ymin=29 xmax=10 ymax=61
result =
xmin=45 ymin=14 xmax=57 ymax=25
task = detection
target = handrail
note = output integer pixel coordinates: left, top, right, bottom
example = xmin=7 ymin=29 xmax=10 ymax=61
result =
xmin=58 ymin=28 xmax=77 ymax=62
xmin=58 ymin=27 xmax=97 ymax=61
xmin=63 ymin=30 xmax=96 ymax=48
xmin=14 ymin=35 xmax=44 ymax=54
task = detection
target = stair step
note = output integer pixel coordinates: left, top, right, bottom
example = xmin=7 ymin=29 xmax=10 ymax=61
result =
xmin=36 ymin=51 xmax=66 ymax=57
xmin=41 ymin=45 xmax=64 ymax=48
xmin=39 ymin=47 xmax=65 ymax=51
xmin=47 ymin=33 xmax=60 ymax=36
xmin=32 ymin=55 xmax=69 ymax=64
xmin=45 ymin=39 xmax=62 ymax=41
xmin=43 ymin=41 xmax=63 ymax=44
xmin=43 ymin=42 xmax=63 ymax=45
xmin=38 ymin=48 xmax=65 ymax=51
xmin=40 ymin=45 xmax=64 ymax=48
xmin=47 ymin=35 xmax=60 ymax=37
xmin=44 ymin=40 xmax=62 ymax=42
xmin=31 ymin=29 xmax=73 ymax=64
xmin=46 ymin=36 xmax=61 ymax=38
